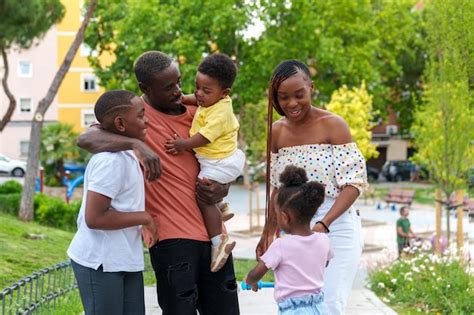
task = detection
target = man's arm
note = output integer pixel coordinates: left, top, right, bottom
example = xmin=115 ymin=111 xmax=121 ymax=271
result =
xmin=77 ymin=125 xmax=137 ymax=153
xmin=77 ymin=125 xmax=161 ymax=181
xmin=196 ymin=177 xmax=230 ymax=204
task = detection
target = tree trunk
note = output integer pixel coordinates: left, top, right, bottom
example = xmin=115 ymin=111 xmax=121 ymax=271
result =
xmin=0 ymin=49 xmax=17 ymax=132
xmin=19 ymin=0 xmax=98 ymax=221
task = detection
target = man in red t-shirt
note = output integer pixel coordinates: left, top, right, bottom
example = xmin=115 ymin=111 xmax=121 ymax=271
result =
xmin=78 ymin=51 xmax=239 ymax=314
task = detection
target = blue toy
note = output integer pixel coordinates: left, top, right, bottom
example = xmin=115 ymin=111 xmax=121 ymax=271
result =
xmin=241 ymin=281 xmax=274 ymax=290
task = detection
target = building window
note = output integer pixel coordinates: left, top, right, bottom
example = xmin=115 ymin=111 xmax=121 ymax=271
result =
xmin=81 ymin=74 xmax=99 ymax=92
xmin=18 ymin=61 xmax=32 ymax=77
xmin=20 ymin=141 xmax=29 ymax=157
xmin=81 ymin=110 xmax=96 ymax=127
xmin=19 ymin=98 xmax=32 ymax=113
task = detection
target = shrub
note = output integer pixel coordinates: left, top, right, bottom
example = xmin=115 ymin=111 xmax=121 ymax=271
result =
xmin=369 ymin=253 xmax=474 ymax=313
xmin=35 ymin=195 xmax=80 ymax=230
xmin=0 ymin=193 xmax=21 ymax=215
xmin=0 ymin=180 xmax=23 ymax=194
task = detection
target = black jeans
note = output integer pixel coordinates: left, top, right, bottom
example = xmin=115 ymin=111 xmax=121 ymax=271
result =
xmin=149 ymin=239 xmax=239 ymax=315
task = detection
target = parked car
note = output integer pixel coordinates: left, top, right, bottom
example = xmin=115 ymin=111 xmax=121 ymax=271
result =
xmin=0 ymin=154 xmax=27 ymax=177
xmin=381 ymin=160 xmax=427 ymax=182
xmin=366 ymin=166 xmax=380 ymax=182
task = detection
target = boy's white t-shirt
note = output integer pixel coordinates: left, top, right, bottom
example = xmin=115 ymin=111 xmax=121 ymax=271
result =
xmin=67 ymin=150 xmax=145 ymax=272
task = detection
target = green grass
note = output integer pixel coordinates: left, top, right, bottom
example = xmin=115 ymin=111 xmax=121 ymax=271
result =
xmin=0 ymin=212 xmax=75 ymax=288
xmin=2 ymin=211 xmax=272 ymax=312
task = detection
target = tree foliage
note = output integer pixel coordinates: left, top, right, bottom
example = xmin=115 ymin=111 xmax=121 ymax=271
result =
xmin=327 ymin=83 xmax=379 ymax=159
xmin=0 ymin=0 xmax=64 ymax=50
xmin=84 ymin=0 xmax=426 ymax=137
xmin=411 ymin=0 xmax=474 ymax=197
xmin=84 ymin=0 xmax=252 ymax=95
xmin=40 ymin=123 xmax=80 ymax=186
xmin=0 ymin=0 xmax=64 ymax=131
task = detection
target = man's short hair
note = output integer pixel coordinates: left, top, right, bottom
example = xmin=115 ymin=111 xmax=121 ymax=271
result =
xmin=198 ymin=53 xmax=237 ymax=89
xmin=134 ymin=51 xmax=173 ymax=85
xmin=94 ymin=90 xmax=137 ymax=123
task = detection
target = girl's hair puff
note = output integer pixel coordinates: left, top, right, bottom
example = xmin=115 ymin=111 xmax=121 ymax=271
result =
xmin=276 ymin=166 xmax=325 ymax=225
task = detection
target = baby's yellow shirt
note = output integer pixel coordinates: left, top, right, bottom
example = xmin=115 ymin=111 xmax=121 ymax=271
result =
xmin=190 ymin=96 xmax=239 ymax=159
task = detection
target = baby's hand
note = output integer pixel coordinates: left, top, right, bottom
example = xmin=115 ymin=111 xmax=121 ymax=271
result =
xmin=164 ymin=134 xmax=186 ymax=155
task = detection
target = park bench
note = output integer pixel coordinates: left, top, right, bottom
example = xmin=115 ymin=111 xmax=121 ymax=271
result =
xmin=385 ymin=188 xmax=416 ymax=207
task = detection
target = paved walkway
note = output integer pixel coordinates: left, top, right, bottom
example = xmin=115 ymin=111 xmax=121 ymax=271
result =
xmin=142 ymin=187 xmax=473 ymax=314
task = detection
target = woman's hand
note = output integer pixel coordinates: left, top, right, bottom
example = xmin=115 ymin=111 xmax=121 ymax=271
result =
xmin=312 ymin=221 xmax=329 ymax=233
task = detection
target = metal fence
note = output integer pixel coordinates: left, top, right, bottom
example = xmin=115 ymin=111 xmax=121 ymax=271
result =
xmin=0 ymin=261 xmax=77 ymax=315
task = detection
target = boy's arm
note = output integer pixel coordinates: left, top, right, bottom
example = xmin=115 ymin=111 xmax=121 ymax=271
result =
xmin=397 ymin=226 xmax=409 ymax=237
xmin=85 ymin=191 xmax=157 ymax=244
xmin=409 ymin=227 xmax=417 ymax=238
xmin=244 ymin=261 xmax=269 ymax=292
xmin=77 ymin=125 xmax=161 ymax=181
xmin=164 ymin=133 xmax=210 ymax=155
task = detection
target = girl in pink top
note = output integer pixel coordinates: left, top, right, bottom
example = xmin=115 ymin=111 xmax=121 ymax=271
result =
xmin=244 ymin=165 xmax=333 ymax=314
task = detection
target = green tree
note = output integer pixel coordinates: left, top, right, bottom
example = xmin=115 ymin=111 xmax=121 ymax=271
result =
xmin=326 ymin=82 xmax=379 ymax=159
xmin=40 ymin=123 xmax=80 ymax=186
xmin=19 ymin=0 xmax=98 ymax=221
xmin=239 ymin=0 xmax=425 ymax=134
xmin=84 ymin=0 xmax=252 ymax=95
xmin=0 ymin=0 xmax=65 ymax=131
xmin=411 ymin=0 xmax=474 ymax=242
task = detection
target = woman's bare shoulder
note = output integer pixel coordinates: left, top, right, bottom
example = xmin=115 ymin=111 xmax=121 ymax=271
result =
xmin=318 ymin=110 xmax=352 ymax=144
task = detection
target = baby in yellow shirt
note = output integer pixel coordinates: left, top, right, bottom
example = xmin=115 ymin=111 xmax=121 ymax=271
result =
xmin=165 ymin=53 xmax=245 ymax=272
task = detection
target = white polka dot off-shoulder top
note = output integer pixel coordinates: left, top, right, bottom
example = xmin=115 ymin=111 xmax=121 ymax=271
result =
xmin=270 ymin=143 xmax=369 ymax=198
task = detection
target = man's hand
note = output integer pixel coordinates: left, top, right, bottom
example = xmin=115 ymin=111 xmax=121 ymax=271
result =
xmin=164 ymin=134 xmax=187 ymax=155
xmin=132 ymin=141 xmax=162 ymax=181
xmin=196 ymin=177 xmax=229 ymax=204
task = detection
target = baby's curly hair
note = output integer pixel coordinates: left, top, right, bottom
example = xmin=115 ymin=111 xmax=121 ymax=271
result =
xmin=198 ymin=53 xmax=237 ymax=89
xmin=276 ymin=165 xmax=325 ymax=225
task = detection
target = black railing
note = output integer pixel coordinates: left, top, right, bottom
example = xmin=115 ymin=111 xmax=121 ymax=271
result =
xmin=0 ymin=261 xmax=77 ymax=315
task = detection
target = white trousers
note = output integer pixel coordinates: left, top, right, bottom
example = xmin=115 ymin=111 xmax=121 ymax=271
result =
xmin=196 ymin=149 xmax=246 ymax=184
xmin=311 ymin=196 xmax=363 ymax=315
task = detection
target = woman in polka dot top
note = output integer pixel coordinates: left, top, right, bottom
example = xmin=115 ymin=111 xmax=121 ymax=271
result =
xmin=256 ymin=60 xmax=369 ymax=315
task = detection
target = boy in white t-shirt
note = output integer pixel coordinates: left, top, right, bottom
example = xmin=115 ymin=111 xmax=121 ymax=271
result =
xmin=67 ymin=90 xmax=156 ymax=315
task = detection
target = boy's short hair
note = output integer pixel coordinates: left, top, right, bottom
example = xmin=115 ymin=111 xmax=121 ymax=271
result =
xmin=198 ymin=53 xmax=237 ymax=89
xmin=94 ymin=90 xmax=137 ymax=124
xmin=134 ymin=51 xmax=173 ymax=85
xmin=399 ymin=206 xmax=409 ymax=215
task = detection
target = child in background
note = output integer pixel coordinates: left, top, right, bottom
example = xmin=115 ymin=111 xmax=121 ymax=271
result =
xmin=165 ymin=53 xmax=245 ymax=272
xmin=397 ymin=206 xmax=416 ymax=257
xmin=68 ymin=90 xmax=156 ymax=315
xmin=244 ymin=165 xmax=333 ymax=315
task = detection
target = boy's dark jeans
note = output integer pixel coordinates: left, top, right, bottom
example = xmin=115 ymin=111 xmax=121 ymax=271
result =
xmin=149 ymin=239 xmax=240 ymax=315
